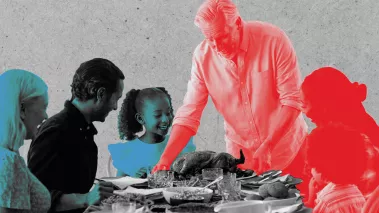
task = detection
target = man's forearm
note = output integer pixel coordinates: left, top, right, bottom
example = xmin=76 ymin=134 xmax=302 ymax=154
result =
xmin=54 ymin=192 xmax=88 ymax=212
xmin=265 ymin=105 xmax=300 ymax=148
xmin=159 ymin=125 xmax=195 ymax=166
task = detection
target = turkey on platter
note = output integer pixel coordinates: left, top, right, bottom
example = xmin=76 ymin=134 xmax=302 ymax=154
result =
xmin=171 ymin=149 xmax=245 ymax=177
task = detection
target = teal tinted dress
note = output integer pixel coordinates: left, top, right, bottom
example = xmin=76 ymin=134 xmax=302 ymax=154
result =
xmin=0 ymin=147 xmax=51 ymax=212
xmin=109 ymin=135 xmax=196 ymax=177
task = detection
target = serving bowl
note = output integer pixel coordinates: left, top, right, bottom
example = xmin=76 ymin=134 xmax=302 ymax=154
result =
xmin=163 ymin=187 xmax=213 ymax=204
xmin=170 ymin=196 xmax=205 ymax=206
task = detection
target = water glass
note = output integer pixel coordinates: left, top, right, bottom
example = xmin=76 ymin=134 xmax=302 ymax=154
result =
xmin=202 ymin=168 xmax=223 ymax=180
xmin=147 ymin=174 xmax=156 ymax=188
xmin=148 ymin=171 xmax=174 ymax=188
xmin=234 ymin=180 xmax=241 ymax=192
xmin=217 ymin=173 xmax=240 ymax=202
xmin=112 ymin=202 xmax=136 ymax=213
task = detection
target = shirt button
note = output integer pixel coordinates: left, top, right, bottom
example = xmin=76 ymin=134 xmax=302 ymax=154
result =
xmin=80 ymin=128 xmax=82 ymax=131
xmin=241 ymin=82 xmax=243 ymax=84
xmin=249 ymin=121 xmax=252 ymax=124
xmin=245 ymin=102 xmax=248 ymax=105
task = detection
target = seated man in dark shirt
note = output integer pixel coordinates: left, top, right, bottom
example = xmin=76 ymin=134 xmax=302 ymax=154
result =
xmin=27 ymin=58 xmax=125 ymax=213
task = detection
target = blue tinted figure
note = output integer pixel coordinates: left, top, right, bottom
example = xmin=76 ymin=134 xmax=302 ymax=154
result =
xmin=0 ymin=70 xmax=51 ymax=212
xmin=109 ymin=87 xmax=196 ymax=178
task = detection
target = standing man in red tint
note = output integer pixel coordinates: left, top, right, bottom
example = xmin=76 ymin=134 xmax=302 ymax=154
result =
xmin=153 ymin=0 xmax=308 ymax=177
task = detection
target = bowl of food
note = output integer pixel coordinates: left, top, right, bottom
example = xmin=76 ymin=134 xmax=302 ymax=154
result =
xmin=170 ymin=194 xmax=205 ymax=206
xmin=244 ymin=182 xmax=301 ymax=207
xmin=163 ymin=187 xmax=213 ymax=204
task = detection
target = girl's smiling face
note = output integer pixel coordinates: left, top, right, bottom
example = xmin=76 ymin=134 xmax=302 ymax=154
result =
xmin=139 ymin=95 xmax=173 ymax=137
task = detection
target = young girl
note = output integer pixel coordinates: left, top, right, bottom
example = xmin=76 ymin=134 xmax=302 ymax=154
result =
xmin=306 ymin=123 xmax=367 ymax=212
xmin=108 ymin=87 xmax=196 ymax=178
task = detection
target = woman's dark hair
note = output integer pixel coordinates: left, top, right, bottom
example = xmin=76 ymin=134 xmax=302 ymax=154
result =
xmin=70 ymin=58 xmax=125 ymax=101
xmin=301 ymin=67 xmax=367 ymax=107
xmin=118 ymin=87 xmax=173 ymax=140
xmin=306 ymin=123 xmax=368 ymax=185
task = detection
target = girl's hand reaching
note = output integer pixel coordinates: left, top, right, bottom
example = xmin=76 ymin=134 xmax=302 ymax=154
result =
xmin=136 ymin=167 xmax=148 ymax=178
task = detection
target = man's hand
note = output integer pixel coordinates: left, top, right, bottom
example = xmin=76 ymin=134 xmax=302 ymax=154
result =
xmin=252 ymin=142 xmax=272 ymax=175
xmin=151 ymin=163 xmax=169 ymax=174
xmin=86 ymin=182 xmax=114 ymax=206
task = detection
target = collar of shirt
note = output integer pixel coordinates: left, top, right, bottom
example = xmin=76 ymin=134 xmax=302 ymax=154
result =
xmin=63 ymin=100 xmax=98 ymax=136
xmin=239 ymin=20 xmax=249 ymax=53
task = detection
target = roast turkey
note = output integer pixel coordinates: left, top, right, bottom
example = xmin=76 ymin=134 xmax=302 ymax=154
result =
xmin=171 ymin=149 xmax=245 ymax=177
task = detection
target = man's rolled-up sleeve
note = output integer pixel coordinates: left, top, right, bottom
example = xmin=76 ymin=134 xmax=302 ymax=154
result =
xmin=274 ymin=30 xmax=303 ymax=111
xmin=173 ymin=52 xmax=209 ymax=134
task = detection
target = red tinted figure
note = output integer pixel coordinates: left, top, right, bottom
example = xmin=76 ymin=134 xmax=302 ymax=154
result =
xmin=307 ymin=124 xmax=367 ymax=213
xmin=153 ymin=0 xmax=308 ymax=176
xmin=300 ymin=66 xmax=379 ymax=202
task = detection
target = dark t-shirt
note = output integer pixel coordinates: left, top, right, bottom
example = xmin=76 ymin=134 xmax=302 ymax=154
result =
xmin=28 ymin=100 xmax=98 ymax=213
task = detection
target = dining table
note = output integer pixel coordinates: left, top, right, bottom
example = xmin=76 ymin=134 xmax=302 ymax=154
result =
xmin=84 ymin=176 xmax=313 ymax=213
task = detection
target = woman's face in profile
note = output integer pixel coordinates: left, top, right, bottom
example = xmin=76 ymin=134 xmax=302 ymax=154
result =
xmin=21 ymin=94 xmax=49 ymax=140
xmin=300 ymin=89 xmax=326 ymax=126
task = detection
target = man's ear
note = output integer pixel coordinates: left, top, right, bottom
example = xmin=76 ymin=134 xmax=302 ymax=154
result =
xmin=96 ymin=87 xmax=106 ymax=102
xmin=135 ymin=113 xmax=144 ymax=125
xmin=20 ymin=103 xmax=26 ymax=121
xmin=236 ymin=17 xmax=242 ymax=29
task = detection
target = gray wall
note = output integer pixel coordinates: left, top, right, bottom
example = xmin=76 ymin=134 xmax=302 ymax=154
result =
xmin=1 ymin=0 xmax=378 ymax=178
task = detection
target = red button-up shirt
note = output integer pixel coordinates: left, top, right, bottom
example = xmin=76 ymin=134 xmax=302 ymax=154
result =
xmin=173 ymin=21 xmax=308 ymax=170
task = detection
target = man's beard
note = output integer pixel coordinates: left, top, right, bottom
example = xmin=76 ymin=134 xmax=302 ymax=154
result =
xmin=218 ymin=39 xmax=238 ymax=60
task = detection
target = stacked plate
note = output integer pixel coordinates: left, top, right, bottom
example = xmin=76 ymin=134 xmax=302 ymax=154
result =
xmin=237 ymin=170 xmax=303 ymax=189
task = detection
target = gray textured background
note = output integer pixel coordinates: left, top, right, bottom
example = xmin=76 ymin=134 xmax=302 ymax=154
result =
xmin=1 ymin=0 xmax=378 ymax=178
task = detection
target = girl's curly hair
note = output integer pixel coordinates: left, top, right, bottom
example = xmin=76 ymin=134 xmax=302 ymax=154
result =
xmin=118 ymin=87 xmax=173 ymax=141
xmin=307 ymin=123 xmax=368 ymax=185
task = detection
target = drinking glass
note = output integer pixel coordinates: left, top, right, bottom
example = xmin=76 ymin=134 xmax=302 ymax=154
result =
xmin=234 ymin=180 xmax=241 ymax=192
xmin=217 ymin=173 xmax=240 ymax=202
xmin=112 ymin=201 xmax=136 ymax=213
xmin=202 ymin=168 xmax=223 ymax=180
xmin=148 ymin=171 xmax=175 ymax=188
xmin=147 ymin=174 xmax=156 ymax=188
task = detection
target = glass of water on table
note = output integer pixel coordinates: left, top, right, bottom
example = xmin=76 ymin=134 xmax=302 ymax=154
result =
xmin=112 ymin=202 xmax=136 ymax=213
xmin=217 ymin=172 xmax=241 ymax=203
xmin=148 ymin=170 xmax=174 ymax=188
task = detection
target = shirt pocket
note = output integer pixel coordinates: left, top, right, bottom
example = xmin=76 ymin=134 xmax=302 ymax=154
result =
xmin=249 ymin=67 xmax=274 ymax=95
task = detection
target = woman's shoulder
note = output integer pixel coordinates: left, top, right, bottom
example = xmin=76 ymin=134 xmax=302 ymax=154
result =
xmin=0 ymin=147 xmax=21 ymax=166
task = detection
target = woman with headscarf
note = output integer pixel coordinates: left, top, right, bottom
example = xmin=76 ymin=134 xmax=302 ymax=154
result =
xmin=0 ymin=69 xmax=51 ymax=213
xmin=300 ymin=66 xmax=379 ymax=207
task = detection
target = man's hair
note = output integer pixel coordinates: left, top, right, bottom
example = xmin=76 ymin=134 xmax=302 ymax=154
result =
xmin=194 ymin=0 xmax=240 ymax=29
xmin=0 ymin=69 xmax=48 ymax=151
xmin=70 ymin=58 xmax=125 ymax=102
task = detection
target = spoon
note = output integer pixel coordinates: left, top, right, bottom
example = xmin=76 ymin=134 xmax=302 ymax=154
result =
xmin=201 ymin=176 xmax=224 ymax=190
